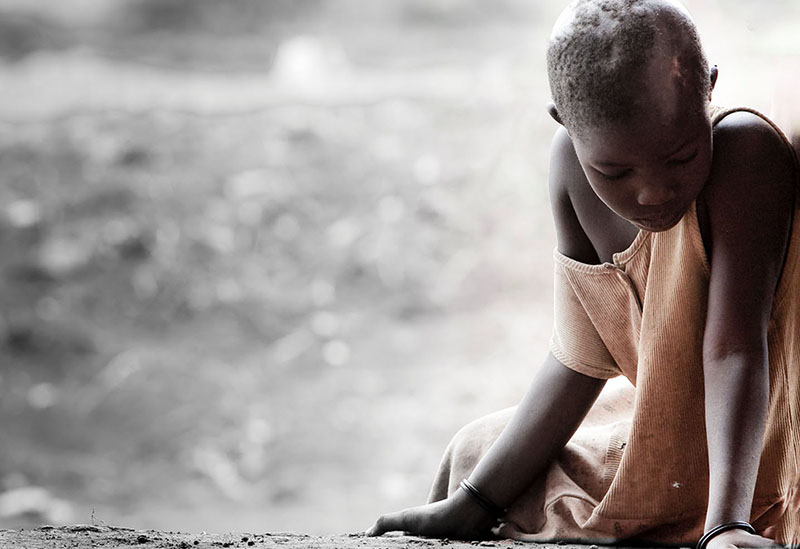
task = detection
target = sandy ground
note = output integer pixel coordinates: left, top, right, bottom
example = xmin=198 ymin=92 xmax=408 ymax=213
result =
xmin=0 ymin=526 xmax=654 ymax=549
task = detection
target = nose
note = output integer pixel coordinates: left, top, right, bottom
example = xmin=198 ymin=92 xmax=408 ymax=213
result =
xmin=636 ymin=181 xmax=676 ymax=207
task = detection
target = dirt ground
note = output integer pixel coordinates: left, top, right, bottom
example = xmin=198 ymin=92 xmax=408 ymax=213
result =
xmin=0 ymin=526 xmax=650 ymax=549
xmin=0 ymin=0 xmax=797 ymax=539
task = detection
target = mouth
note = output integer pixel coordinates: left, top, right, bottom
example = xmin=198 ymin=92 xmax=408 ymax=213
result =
xmin=631 ymin=207 xmax=685 ymax=231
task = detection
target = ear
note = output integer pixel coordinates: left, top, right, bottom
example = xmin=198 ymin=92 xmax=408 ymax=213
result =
xmin=547 ymin=102 xmax=564 ymax=125
xmin=709 ymin=65 xmax=718 ymax=100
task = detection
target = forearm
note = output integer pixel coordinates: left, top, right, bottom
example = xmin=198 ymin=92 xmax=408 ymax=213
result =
xmin=703 ymin=348 xmax=770 ymax=529
xmin=467 ymin=353 xmax=605 ymax=509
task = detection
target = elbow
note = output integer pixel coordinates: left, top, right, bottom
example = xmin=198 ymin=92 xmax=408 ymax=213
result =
xmin=701 ymin=339 xmax=768 ymax=373
xmin=702 ymin=342 xmax=766 ymax=364
xmin=702 ymin=320 xmax=769 ymax=365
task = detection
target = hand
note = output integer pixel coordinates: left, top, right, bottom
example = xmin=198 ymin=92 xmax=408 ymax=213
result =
xmin=705 ymin=529 xmax=780 ymax=549
xmin=366 ymin=488 xmax=498 ymax=540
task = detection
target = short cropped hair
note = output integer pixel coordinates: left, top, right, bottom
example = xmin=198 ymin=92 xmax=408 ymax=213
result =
xmin=547 ymin=0 xmax=709 ymax=136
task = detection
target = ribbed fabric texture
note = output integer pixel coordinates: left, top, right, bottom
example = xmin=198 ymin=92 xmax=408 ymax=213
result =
xmin=427 ymin=107 xmax=800 ymax=545
xmin=548 ymin=106 xmax=800 ymax=543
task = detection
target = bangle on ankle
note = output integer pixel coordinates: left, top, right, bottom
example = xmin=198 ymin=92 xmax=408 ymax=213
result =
xmin=697 ymin=521 xmax=756 ymax=549
xmin=459 ymin=479 xmax=507 ymax=521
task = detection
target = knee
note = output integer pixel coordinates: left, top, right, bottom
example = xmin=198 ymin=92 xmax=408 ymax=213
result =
xmin=447 ymin=407 xmax=517 ymax=473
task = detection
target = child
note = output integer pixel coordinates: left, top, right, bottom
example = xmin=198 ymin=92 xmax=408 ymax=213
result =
xmin=367 ymin=0 xmax=800 ymax=546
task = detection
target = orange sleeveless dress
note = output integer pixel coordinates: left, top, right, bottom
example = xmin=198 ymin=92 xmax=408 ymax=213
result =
xmin=428 ymin=107 xmax=800 ymax=545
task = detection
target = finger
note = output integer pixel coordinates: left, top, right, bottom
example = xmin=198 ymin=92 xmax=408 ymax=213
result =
xmin=744 ymin=534 xmax=781 ymax=548
xmin=366 ymin=510 xmax=410 ymax=537
xmin=710 ymin=531 xmax=780 ymax=549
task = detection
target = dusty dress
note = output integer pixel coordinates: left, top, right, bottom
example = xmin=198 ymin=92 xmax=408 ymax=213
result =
xmin=428 ymin=107 xmax=800 ymax=545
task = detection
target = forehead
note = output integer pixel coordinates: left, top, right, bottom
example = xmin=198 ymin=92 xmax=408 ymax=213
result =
xmin=575 ymin=103 xmax=709 ymax=161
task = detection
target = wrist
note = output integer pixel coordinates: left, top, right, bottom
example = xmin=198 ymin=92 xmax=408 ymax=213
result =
xmin=450 ymin=483 xmax=503 ymax=531
xmin=703 ymin=502 xmax=752 ymax=532
xmin=697 ymin=521 xmax=756 ymax=549
xmin=459 ymin=479 xmax=507 ymax=520
xmin=704 ymin=483 xmax=757 ymax=532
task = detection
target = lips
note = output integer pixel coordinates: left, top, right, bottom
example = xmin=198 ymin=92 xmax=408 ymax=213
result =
xmin=632 ymin=207 xmax=684 ymax=231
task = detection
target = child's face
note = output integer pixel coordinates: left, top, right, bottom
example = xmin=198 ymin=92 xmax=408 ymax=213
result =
xmin=570 ymin=65 xmax=713 ymax=232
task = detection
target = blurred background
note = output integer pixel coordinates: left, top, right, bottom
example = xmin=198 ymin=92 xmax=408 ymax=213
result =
xmin=0 ymin=0 xmax=797 ymax=537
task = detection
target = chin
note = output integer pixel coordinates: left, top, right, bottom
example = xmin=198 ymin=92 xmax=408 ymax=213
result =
xmin=631 ymin=208 xmax=686 ymax=232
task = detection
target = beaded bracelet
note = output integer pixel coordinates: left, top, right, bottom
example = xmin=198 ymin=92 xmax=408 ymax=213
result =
xmin=459 ymin=479 xmax=507 ymax=521
xmin=696 ymin=521 xmax=756 ymax=549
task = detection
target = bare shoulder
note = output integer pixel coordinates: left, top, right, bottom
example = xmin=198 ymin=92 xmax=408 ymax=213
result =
xmin=703 ymin=110 xmax=796 ymax=248
xmin=548 ymin=126 xmax=586 ymax=200
xmin=701 ymin=110 xmax=797 ymax=352
xmin=709 ymin=110 xmax=796 ymax=190
xmin=548 ymin=127 xmax=600 ymax=264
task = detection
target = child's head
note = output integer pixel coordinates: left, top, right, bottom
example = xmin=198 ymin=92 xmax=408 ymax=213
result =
xmin=547 ymin=0 xmax=719 ymax=232
xmin=547 ymin=0 xmax=711 ymax=138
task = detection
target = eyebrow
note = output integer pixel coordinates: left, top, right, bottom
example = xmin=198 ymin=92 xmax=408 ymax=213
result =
xmin=593 ymin=135 xmax=696 ymax=168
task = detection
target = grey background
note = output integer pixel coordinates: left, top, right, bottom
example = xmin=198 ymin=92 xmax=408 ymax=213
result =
xmin=0 ymin=0 xmax=797 ymax=537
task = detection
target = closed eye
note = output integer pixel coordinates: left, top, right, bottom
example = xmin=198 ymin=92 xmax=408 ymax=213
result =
xmin=669 ymin=149 xmax=698 ymax=166
xmin=596 ymin=168 xmax=631 ymax=181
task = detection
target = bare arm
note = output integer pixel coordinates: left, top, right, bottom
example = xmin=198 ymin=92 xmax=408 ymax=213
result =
xmin=699 ymin=113 xmax=795 ymax=546
xmin=367 ymin=353 xmax=605 ymax=538
xmin=467 ymin=354 xmax=606 ymax=507
xmin=470 ymin=126 xmax=611 ymax=510
xmin=367 ymin=129 xmax=608 ymax=538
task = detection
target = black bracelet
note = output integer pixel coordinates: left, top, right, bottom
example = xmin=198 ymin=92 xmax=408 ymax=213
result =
xmin=459 ymin=479 xmax=507 ymax=520
xmin=696 ymin=521 xmax=756 ymax=549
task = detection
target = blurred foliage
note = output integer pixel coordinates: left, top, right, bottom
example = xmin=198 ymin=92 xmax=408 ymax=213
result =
xmin=0 ymin=0 xmax=557 ymax=533
xmin=122 ymin=0 xmax=323 ymax=34
xmin=0 ymin=0 xmax=796 ymax=536
xmin=0 ymin=15 xmax=68 ymax=60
